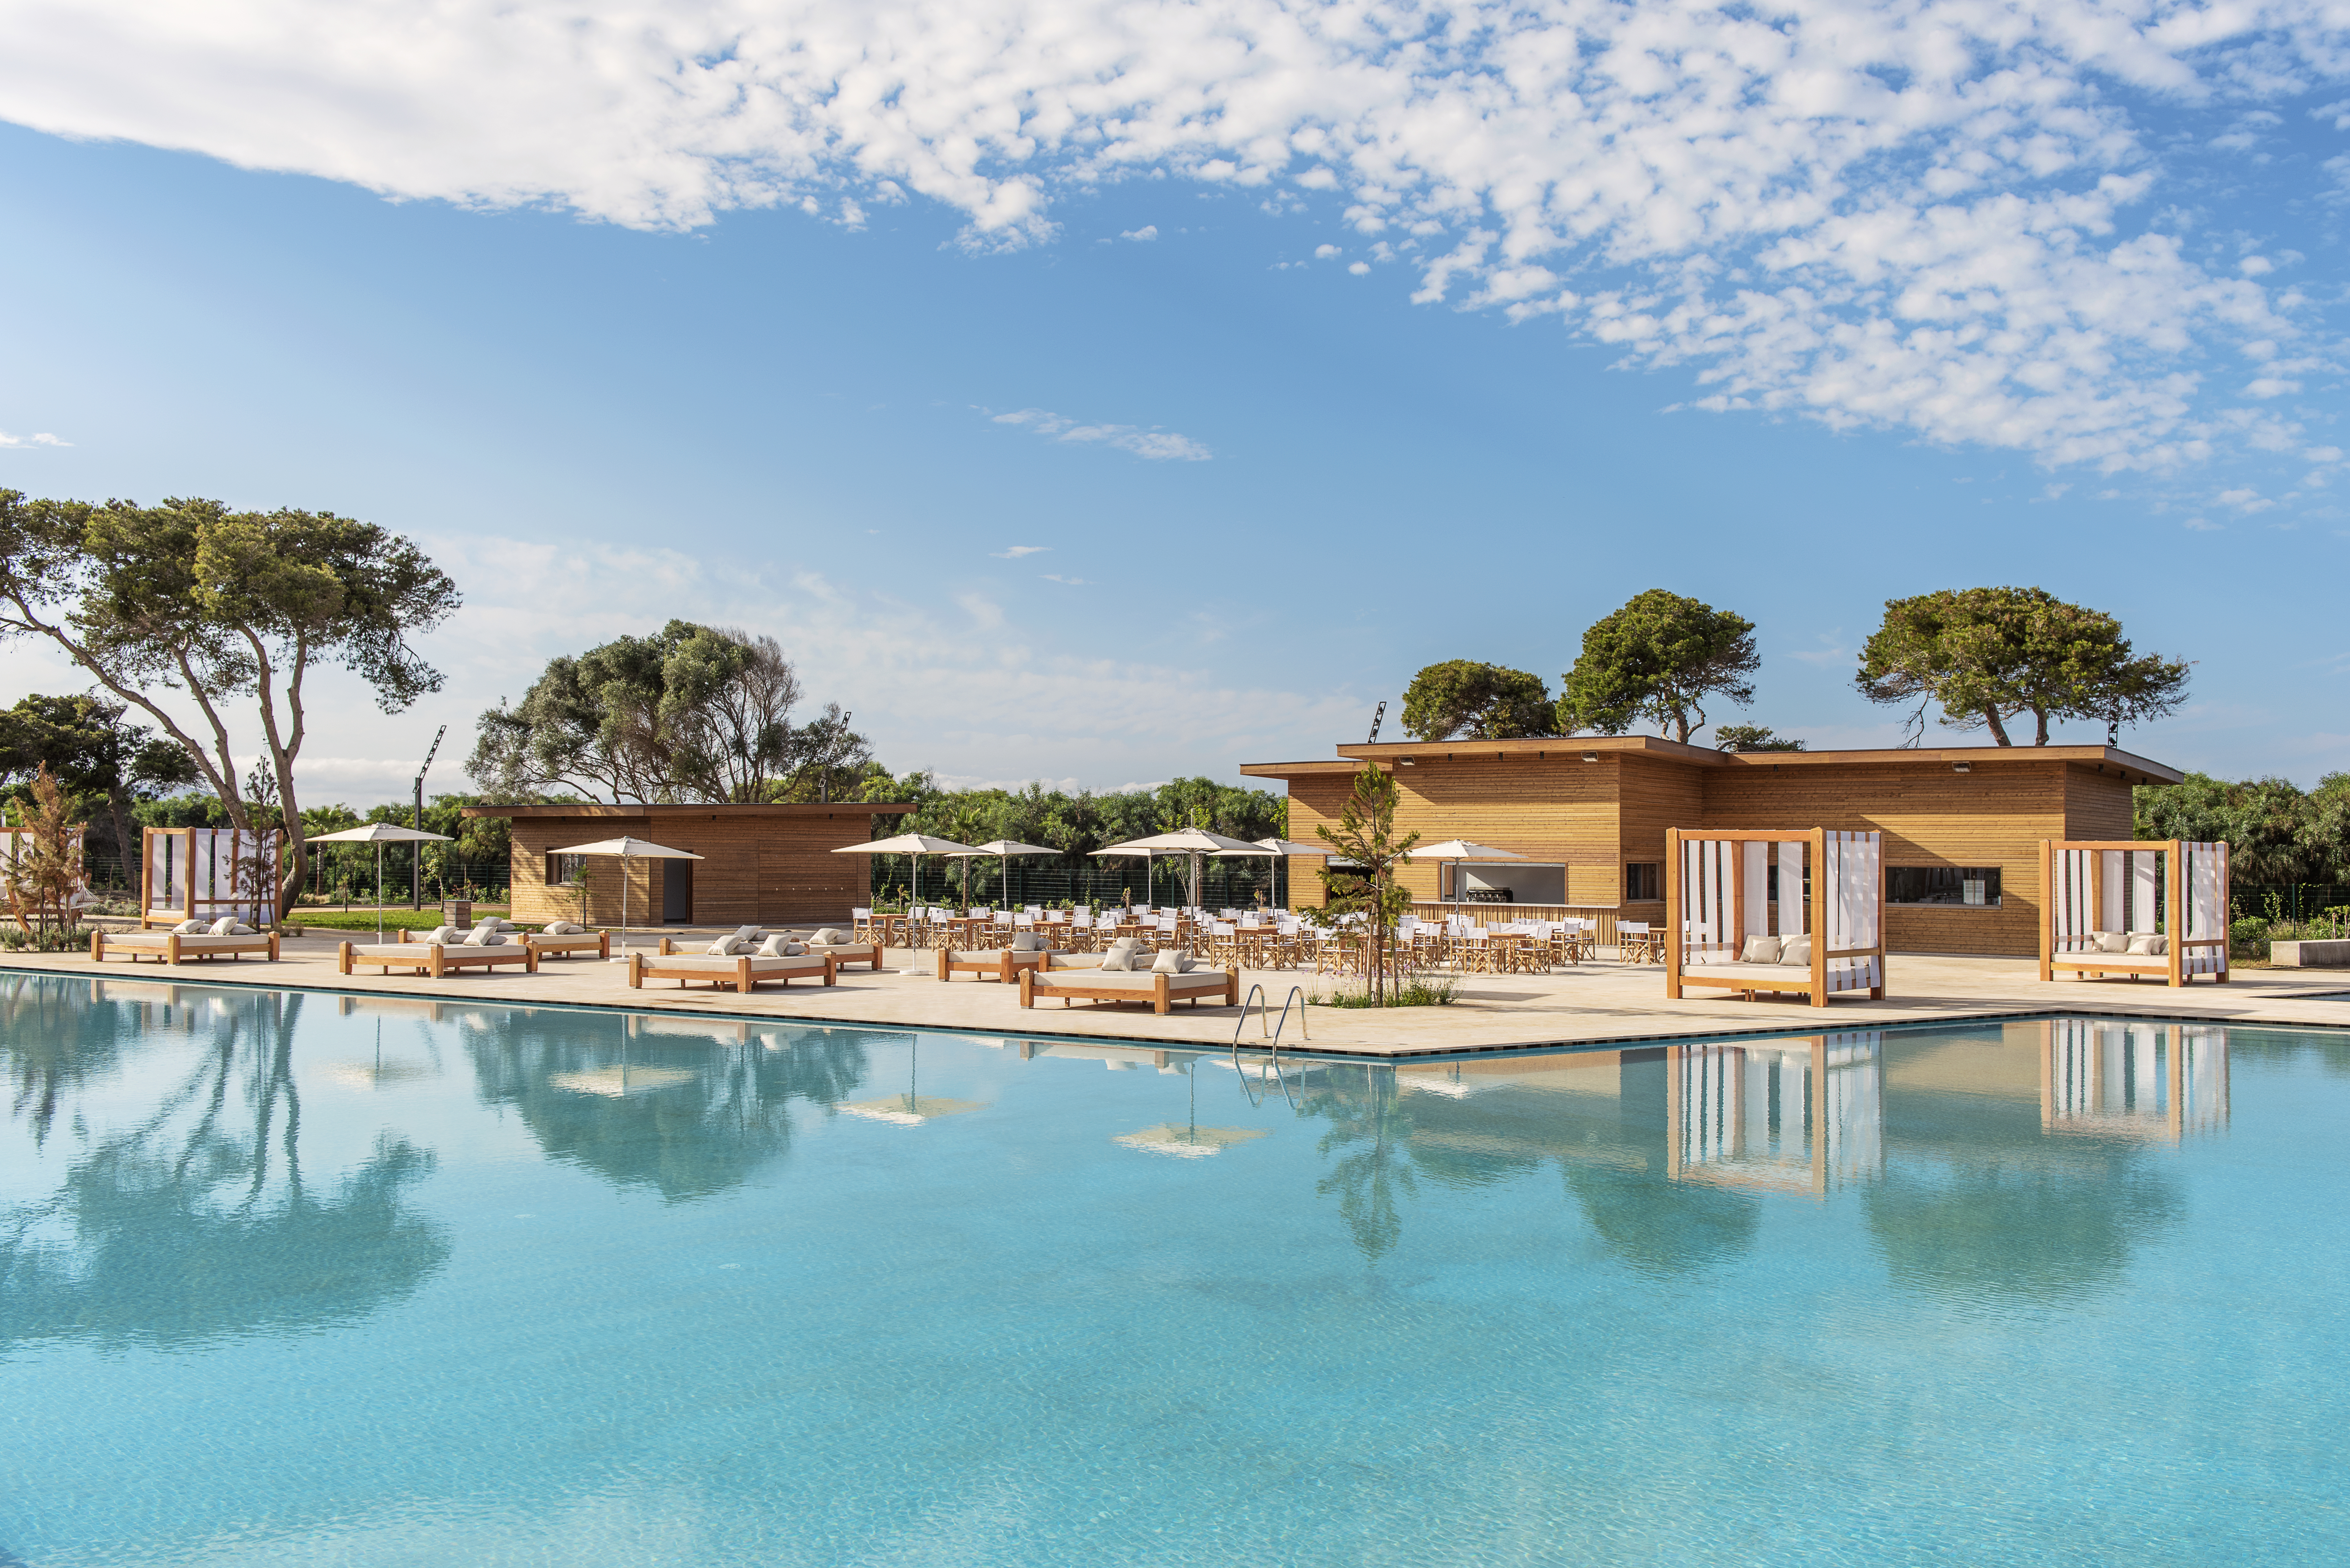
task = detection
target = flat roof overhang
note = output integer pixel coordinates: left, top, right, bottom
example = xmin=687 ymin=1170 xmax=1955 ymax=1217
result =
xmin=461 ymin=802 xmax=919 ymax=819
xmin=1242 ymin=737 xmax=2182 ymax=787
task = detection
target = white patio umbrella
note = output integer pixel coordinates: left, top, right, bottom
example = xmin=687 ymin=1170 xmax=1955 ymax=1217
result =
xmin=1407 ymin=839 xmax=1528 ymax=921
xmin=1211 ymin=835 xmax=1327 ymax=909
xmin=546 ymin=835 xmax=704 ymax=960
xmin=832 ymin=832 xmax=985 ymax=969
xmin=944 ymin=839 xmax=1061 ymax=908
xmin=1098 ymin=827 xmax=1260 ymax=910
xmin=307 ymin=823 xmax=454 ymax=944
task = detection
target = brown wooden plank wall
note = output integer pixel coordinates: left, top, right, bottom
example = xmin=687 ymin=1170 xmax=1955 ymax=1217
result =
xmin=507 ymin=815 xmax=870 ymax=926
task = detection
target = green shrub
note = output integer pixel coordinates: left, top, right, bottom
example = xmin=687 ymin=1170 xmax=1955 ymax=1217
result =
xmin=0 ymin=924 xmax=101 ymax=953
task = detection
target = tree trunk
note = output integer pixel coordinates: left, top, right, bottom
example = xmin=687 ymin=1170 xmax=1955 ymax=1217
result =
xmin=107 ymin=787 xmax=138 ymax=904
xmin=1982 ymin=708 xmax=2013 ymax=745
xmin=2032 ymin=707 xmax=2051 ymax=745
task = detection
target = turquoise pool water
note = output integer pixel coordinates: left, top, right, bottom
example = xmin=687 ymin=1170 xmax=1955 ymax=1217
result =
xmin=1 ymin=975 xmax=2344 ymax=1565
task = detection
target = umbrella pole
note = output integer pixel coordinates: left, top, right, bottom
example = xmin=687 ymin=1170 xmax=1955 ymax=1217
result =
xmin=375 ymin=843 xmax=384 ymax=944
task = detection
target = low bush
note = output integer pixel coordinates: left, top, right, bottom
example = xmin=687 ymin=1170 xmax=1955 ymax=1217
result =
xmin=0 ymin=924 xmax=102 ymax=953
xmin=1313 ymin=976 xmax=1458 ymax=1008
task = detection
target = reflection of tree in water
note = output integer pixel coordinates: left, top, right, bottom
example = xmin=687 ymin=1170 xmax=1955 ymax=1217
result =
xmin=1300 ymin=1065 xmax=1420 ymax=1263
xmin=1 ymin=975 xmax=135 ymax=1149
xmin=1863 ymin=1150 xmax=2184 ymax=1304
xmin=464 ymin=1014 xmax=872 ymax=1202
xmin=0 ymin=985 xmax=447 ymax=1348
xmin=1561 ymin=1162 xmax=1758 ymax=1277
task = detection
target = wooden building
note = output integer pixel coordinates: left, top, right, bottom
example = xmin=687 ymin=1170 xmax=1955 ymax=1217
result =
xmin=463 ymin=803 xmax=915 ymax=929
xmin=1240 ymin=737 xmax=2182 ymax=957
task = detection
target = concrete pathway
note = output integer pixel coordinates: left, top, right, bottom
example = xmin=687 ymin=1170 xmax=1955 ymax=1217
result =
xmin=9 ymin=934 xmax=2348 ymax=1057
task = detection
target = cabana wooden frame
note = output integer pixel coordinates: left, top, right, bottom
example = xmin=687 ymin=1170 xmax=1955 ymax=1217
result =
xmin=1664 ymin=827 xmax=1886 ymax=1007
xmin=2037 ymin=839 xmax=2229 ymax=987
xmin=139 ymin=825 xmax=279 ymax=930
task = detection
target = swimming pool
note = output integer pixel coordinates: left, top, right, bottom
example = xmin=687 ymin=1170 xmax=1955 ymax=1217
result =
xmin=2 ymin=975 xmax=2343 ymax=1565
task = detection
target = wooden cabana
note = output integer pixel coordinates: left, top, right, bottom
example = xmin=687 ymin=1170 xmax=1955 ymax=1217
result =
xmin=1666 ymin=1030 xmax=1884 ymax=1195
xmin=1664 ymin=828 xmax=1885 ymax=1006
xmin=2037 ymin=839 xmax=2229 ymax=987
xmin=140 ymin=825 xmax=278 ymax=929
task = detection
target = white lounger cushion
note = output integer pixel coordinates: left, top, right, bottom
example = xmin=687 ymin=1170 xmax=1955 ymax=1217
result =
xmin=650 ymin=954 xmax=826 ymax=973
xmin=463 ymin=926 xmax=507 ymax=946
xmin=113 ymin=931 xmax=268 ymax=949
xmin=1035 ymin=968 xmax=1224 ymax=991
xmin=1684 ymin=961 xmax=1839 ymax=985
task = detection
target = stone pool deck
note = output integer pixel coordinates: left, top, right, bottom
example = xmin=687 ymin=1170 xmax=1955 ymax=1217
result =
xmin=11 ymin=931 xmax=2350 ymax=1057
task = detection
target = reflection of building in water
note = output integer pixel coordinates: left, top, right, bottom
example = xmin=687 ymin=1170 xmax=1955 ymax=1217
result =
xmin=2041 ymin=1021 xmax=2228 ymax=1141
xmin=1666 ymin=1033 xmax=1884 ymax=1195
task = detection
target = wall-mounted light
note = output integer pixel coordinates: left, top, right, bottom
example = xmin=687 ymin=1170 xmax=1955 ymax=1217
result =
xmin=1581 ymin=750 xmax=1599 ymax=762
xmin=1952 ymin=762 xmax=1972 ymax=773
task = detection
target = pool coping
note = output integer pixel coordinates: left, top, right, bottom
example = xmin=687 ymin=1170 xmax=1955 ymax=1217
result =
xmin=8 ymin=952 xmax=2347 ymax=1064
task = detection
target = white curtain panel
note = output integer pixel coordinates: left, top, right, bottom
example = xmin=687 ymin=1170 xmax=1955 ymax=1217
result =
xmin=2100 ymin=850 xmax=2126 ymax=932
xmin=1823 ymin=1031 xmax=1884 ymax=1183
xmin=1824 ymin=831 xmax=1883 ymax=992
xmin=1778 ymin=841 xmax=1807 ymax=937
xmin=1742 ymin=841 xmax=1769 ymax=942
xmin=2133 ymin=851 xmax=2159 ymax=933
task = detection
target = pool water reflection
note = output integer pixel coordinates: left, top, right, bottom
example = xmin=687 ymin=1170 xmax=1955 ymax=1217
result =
xmin=1 ymin=976 xmax=2343 ymax=1565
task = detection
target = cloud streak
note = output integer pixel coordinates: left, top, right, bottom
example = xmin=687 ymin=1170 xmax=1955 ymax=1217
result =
xmin=991 ymin=407 xmax=1212 ymax=461
xmin=1 ymin=0 xmax=2344 ymax=469
xmin=0 ymin=431 xmax=71 ymax=448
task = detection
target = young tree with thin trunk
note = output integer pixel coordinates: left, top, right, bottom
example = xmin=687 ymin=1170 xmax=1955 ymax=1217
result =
xmin=0 ymin=492 xmax=459 ymax=917
xmin=1313 ymin=765 xmax=1420 ymax=1006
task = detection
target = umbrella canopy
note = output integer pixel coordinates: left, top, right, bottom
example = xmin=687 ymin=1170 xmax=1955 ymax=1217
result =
xmin=834 ymin=833 xmax=985 ymax=857
xmin=547 ymin=836 xmax=705 ymax=860
xmin=548 ymin=837 xmax=705 ymax=960
xmin=1408 ymin=840 xmax=1528 ymax=918
xmin=1099 ymin=829 xmax=1259 ymax=910
xmin=308 ymin=823 xmax=455 ymax=943
xmin=309 ymin=824 xmax=455 ymax=845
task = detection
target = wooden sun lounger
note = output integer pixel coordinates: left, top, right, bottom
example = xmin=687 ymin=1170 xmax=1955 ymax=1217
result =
xmin=92 ymin=930 xmax=282 ymax=966
xmin=2048 ymin=944 xmax=2227 ymax=985
xmin=937 ymin=946 xmax=1051 ymax=983
xmin=628 ymin=950 xmax=837 ymax=995
xmin=340 ymin=935 xmax=539 ymax=977
xmin=527 ymin=930 xmax=611 ymax=959
xmin=1019 ymin=965 xmax=1239 ymax=1015
xmin=806 ymin=941 xmax=884 ymax=972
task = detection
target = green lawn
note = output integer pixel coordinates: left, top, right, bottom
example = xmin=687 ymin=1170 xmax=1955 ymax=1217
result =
xmin=290 ymin=908 xmax=514 ymax=933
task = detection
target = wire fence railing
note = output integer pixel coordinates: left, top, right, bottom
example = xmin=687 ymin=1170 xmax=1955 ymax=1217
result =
xmin=75 ymin=852 xmax=515 ymax=907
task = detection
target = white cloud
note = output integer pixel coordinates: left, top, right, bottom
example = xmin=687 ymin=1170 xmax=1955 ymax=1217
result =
xmin=2182 ymin=517 xmax=2224 ymax=531
xmin=1119 ymin=225 xmax=1158 ymax=242
xmin=1313 ymin=244 xmax=1340 ymax=260
xmin=1041 ymin=573 xmax=1088 ymax=585
xmin=0 ymin=0 xmax=2342 ymax=470
xmin=989 ymin=407 xmax=1211 ymax=461
xmin=0 ymin=431 xmax=71 ymax=448
xmin=990 ymin=545 xmax=1048 ymax=559
xmin=2216 ymin=487 xmax=2276 ymax=513
xmin=1348 ymin=261 xmax=1370 ymax=276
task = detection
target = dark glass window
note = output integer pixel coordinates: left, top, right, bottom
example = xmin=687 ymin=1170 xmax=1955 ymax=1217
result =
xmin=1625 ymin=862 xmax=1662 ymax=902
xmin=1887 ymin=866 xmax=2002 ymax=907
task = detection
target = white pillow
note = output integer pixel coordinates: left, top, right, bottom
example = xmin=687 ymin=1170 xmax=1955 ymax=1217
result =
xmin=1010 ymin=931 xmax=1045 ymax=952
xmin=229 ymin=922 xmax=255 ymax=935
xmin=811 ymin=927 xmax=845 ymax=945
xmin=422 ymin=925 xmax=456 ymax=946
xmin=2091 ymin=930 xmax=2130 ymax=954
xmin=209 ymin=916 xmax=241 ymax=935
xmin=1099 ymin=940 xmax=1137 ymax=972
xmin=172 ymin=919 xmax=208 ymax=935
xmin=1176 ymin=949 xmax=1197 ymax=973
xmin=1739 ymin=934 xmax=1783 ymax=964
xmin=732 ymin=925 xmax=761 ymax=944
xmin=1778 ymin=936 xmax=1813 ymax=967
xmin=706 ymin=936 xmax=747 ymax=956
xmin=2126 ymin=933 xmax=2168 ymax=956
xmin=543 ymin=920 xmax=576 ymax=935
xmin=783 ymin=941 xmax=807 ymax=956
xmin=465 ymin=926 xmax=506 ymax=946
xmin=756 ymin=934 xmax=791 ymax=957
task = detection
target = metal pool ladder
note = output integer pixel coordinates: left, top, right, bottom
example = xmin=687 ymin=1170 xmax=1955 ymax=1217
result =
xmin=1234 ymin=983 xmax=1308 ymax=1049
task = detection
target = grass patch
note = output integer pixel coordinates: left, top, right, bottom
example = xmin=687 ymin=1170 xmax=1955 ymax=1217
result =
xmin=1311 ymin=976 xmax=1458 ymax=1008
xmin=291 ymin=908 xmax=511 ymax=933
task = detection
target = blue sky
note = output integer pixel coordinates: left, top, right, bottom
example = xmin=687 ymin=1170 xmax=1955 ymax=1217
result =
xmin=1 ymin=0 xmax=2346 ymax=805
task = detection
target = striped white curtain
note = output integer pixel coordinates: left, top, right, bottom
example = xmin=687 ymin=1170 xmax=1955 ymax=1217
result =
xmin=1778 ymin=840 xmax=1806 ymax=936
xmin=1823 ymin=831 xmax=1882 ymax=992
xmin=1679 ymin=837 xmax=1738 ymax=958
xmin=2182 ymin=841 xmax=2225 ymax=973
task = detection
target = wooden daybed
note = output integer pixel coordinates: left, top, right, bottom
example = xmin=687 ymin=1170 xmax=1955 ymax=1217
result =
xmin=2040 ymin=839 xmax=2230 ymax=988
xmin=527 ymin=929 xmax=611 ymax=960
xmin=1664 ymin=828 xmax=1886 ymax=1008
xmin=340 ymin=933 xmax=539 ymax=977
xmin=1018 ymin=964 xmax=1239 ymax=1016
xmin=92 ymin=929 xmax=282 ymax=966
xmin=629 ymin=948 xmax=838 ymax=995
xmin=937 ymin=945 xmax=1051 ymax=983
xmin=802 ymin=938 xmax=884 ymax=971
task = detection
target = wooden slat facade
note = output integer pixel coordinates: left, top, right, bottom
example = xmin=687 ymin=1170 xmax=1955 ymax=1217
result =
xmin=1245 ymin=738 xmax=2180 ymax=958
xmin=463 ymin=803 xmax=916 ymax=928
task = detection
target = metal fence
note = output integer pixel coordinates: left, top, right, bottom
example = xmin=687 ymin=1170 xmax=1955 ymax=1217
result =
xmin=869 ymin=857 xmax=1289 ymax=911
xmin=78 ymin=851 xmax=514 ymax=904
xmin=2232 ymin=884 xmax=2350 ymax=923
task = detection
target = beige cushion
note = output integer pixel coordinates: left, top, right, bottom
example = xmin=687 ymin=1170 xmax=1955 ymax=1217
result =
xmin=424 ymin=925 xmax=459 ymax=946
xmin=209 ymin=916 xmax=242 ymax=935
xmin=812 ymin=927 xmax=845 ymax=945
xmin=756 ymin=934 xmax=790 ymax=958
xmin=465 ymin=925 xmax=507 ymax=947
xmin=2091 ymin=930 xmax=2130 ymax=954
xmin=1010 ymin=931 xmax=1045 ymax=953
xmin=1778 ymin=936 xmax=1813 ymax=967
xmin=544 ymin=921 xmax=579 ymax=935
xmin=2127 ymin=933 xmax=2168 ymax=956
xmin=732 ymin=925 xmax=761 ymax=944
xmin=707 ymin=936 xmax=749 ymax=956
xmin=172 ymin=919 xmax=208 ymax=935
xmin=1099 ymin=938 xmax=1138 ymax=971
xmin=1740 ymin=934 xmax=1783 ymax=964
xmin=1151 ymin=947 xmax=1185 ymax=975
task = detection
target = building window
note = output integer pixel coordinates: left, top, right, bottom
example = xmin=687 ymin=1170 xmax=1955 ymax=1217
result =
xmin=1625 ymin=862 xmax=1662 ymax=902
xmin=1887 ymin=866 xmax=2002 ymax=907
xmin=547 ymin=852 xmax=587 ymax=887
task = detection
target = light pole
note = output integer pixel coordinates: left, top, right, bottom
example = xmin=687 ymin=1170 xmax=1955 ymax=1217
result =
xmin=411 ymin=725 xmax=445 ymax=909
